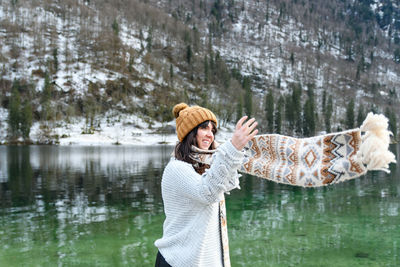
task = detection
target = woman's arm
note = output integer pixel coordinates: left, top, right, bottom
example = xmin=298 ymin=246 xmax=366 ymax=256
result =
xmin=164 ymin=117 xmax=258 ymax=205
xmin=165 ymin=141 xmax=243 ymax=205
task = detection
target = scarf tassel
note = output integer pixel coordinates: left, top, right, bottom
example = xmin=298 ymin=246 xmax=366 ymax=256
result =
xmin=356 ymin=112 xmax=397 ymax=173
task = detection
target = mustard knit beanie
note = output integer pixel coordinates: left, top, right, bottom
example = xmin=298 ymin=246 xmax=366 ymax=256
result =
xmin=173 ymin=103 xmax=218 ymax=142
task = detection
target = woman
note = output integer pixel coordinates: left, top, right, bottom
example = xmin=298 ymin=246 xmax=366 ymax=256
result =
xmin=154 ymin=103 xmax=258 ymax=267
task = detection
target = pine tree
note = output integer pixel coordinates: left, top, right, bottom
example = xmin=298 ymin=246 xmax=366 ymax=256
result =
xmin=211 ymin=0 xmax=223 ymax=23
xmin=290 ymin=52 xmax=295 ymax=66
xmin=357 ymin=103 xmax=365 ymax=127
xmin=128 ymin=55 xmax=134 ymax=72
xmin=346 ymin=98 xmax=355 ymax=129
xmin=356 ymin=63 xmax=361 ymax=80
xmin=303 ymin=85 xmax=315 ymax=136
xmin=275 ymin=96 xmax=284 ymax=134
xmin=204 ymin=55 xmax=209 ymax=83
xmin=324 ymin=95 xmax=333 ymax=132
xmin=20 ymin=101 xmax=33 ymax=140
xmin=391 ymin=113 xmax=398 ymax=140
xmin=385 ymin=108 xmax=398 ymax=140
xmin=236 ymin=97 xmax=243 ymax=121
xmin=42 ymin=72 xmax=51 ymax=104
xmin=285 ymin=94 xmax=294 ymax=133
xmin=209 ymin=50 xmax=215 ymax=79
xmin=303 ymin=100 xmax=311 ymax=136
xmin=292 ymin=84 xmax=302 ymax=135
xmin=112 ymin=19 xmax=119 ymax=35
xmin=243 ymin=77 xmax=252 ymax=117
xmin=309 ymin=85 xmax=316 ymax=133
xmin=146 ymin=28 xmax=152 ymax=52
xmin=265 ymin=90 xmax=274 ymax=132
xmin=169 ymin=64 xmax=174 ymax=83
xmin=186 ymin=45 xmax=192 ymax=64
xmin=139 ymin=28 xmax=144 ymax=41
xmin=41 ymin=72 xmax=53 ymax=121
xmin=53 ymin=48 xmax=58 ymax=72
xmin=8 ymin=81 xmax=21 ymax=139
xmin=345 ymin=44 xmax=354 ymax=61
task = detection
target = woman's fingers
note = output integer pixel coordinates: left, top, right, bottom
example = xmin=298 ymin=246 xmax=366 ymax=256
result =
xmin=249 ymin=128 xmax=258 ymax=139
xmin=231 ymin=116 xmax=259 ymax=151
xmin=236 ymin=116 xmax=248 ymax=130
xmin=247 ymin=120 xmax=258 ymax=134
xmin=243 ymin=118 xmax=256 ymax=129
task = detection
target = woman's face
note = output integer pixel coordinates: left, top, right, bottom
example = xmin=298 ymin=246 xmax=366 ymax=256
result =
xmin=196 ymin=121 xmax=215 ymax=150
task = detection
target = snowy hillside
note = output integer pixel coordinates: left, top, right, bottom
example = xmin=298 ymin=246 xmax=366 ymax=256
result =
xmin=0 ymin=0 xmax=399 ymax=145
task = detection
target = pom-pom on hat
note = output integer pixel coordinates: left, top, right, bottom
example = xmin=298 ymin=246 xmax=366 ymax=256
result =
xmin=173 ymin=103 xmax=218 ymax=142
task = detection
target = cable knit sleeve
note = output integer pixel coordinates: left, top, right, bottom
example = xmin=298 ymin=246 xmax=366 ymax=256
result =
xmin=164 ymin=141 xmax=243 ymax=205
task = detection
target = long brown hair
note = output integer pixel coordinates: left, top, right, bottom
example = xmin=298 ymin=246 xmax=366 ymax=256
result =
xmin=174 ymin=120 xmax=217 ymax=174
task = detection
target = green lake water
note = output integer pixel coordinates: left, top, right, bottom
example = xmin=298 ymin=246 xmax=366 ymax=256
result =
xmin=0 ymin=145 xmax=399 ymax=266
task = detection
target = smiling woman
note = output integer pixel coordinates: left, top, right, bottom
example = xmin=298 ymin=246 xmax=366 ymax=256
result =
xmin=195 ymin=121 xmax=216 ymax=150
xmin=172 ymin=103 xmax=219 ymax=173
xmin=154 ymin=103 xmax=258 ymax=267
xmin=174 ymin=119 xmax=218 ymax=175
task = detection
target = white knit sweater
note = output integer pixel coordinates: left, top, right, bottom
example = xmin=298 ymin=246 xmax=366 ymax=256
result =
xmin=154 ymin=141 xmax=243 ymax=267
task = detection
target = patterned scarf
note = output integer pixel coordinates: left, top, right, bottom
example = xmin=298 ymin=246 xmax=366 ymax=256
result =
xmin=190 ymin=113 xmax=397 ymax=267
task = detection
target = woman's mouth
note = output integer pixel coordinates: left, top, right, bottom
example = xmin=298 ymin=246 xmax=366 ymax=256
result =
xmin=202 ymin=140 xmax=211 ymax=146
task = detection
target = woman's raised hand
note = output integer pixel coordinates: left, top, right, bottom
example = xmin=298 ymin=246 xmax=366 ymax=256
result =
xmin=231 ymin=116 xmax=258 ymax=151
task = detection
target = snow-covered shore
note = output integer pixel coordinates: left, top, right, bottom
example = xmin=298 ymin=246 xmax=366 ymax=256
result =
xmin=0 ymin=108 xmax=234 ymax=146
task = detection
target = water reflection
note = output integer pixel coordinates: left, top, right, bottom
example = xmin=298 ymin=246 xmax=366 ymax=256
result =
xmin=0 ymin=145 xmax=174 ymax=266
xmin=4 ymin=147 xmax=165 ymax=228
xmin=1 ymin=146 xmax=172 ymax=209
xmin=0 ymin=144 xmax=399 ymax=266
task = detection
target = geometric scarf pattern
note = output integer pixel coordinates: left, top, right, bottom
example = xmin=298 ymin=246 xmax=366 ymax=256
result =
xmin=240 ymin=129 xmax=366 ymax=187
xmin=191 ymin=129 xmax=367 ymax=188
